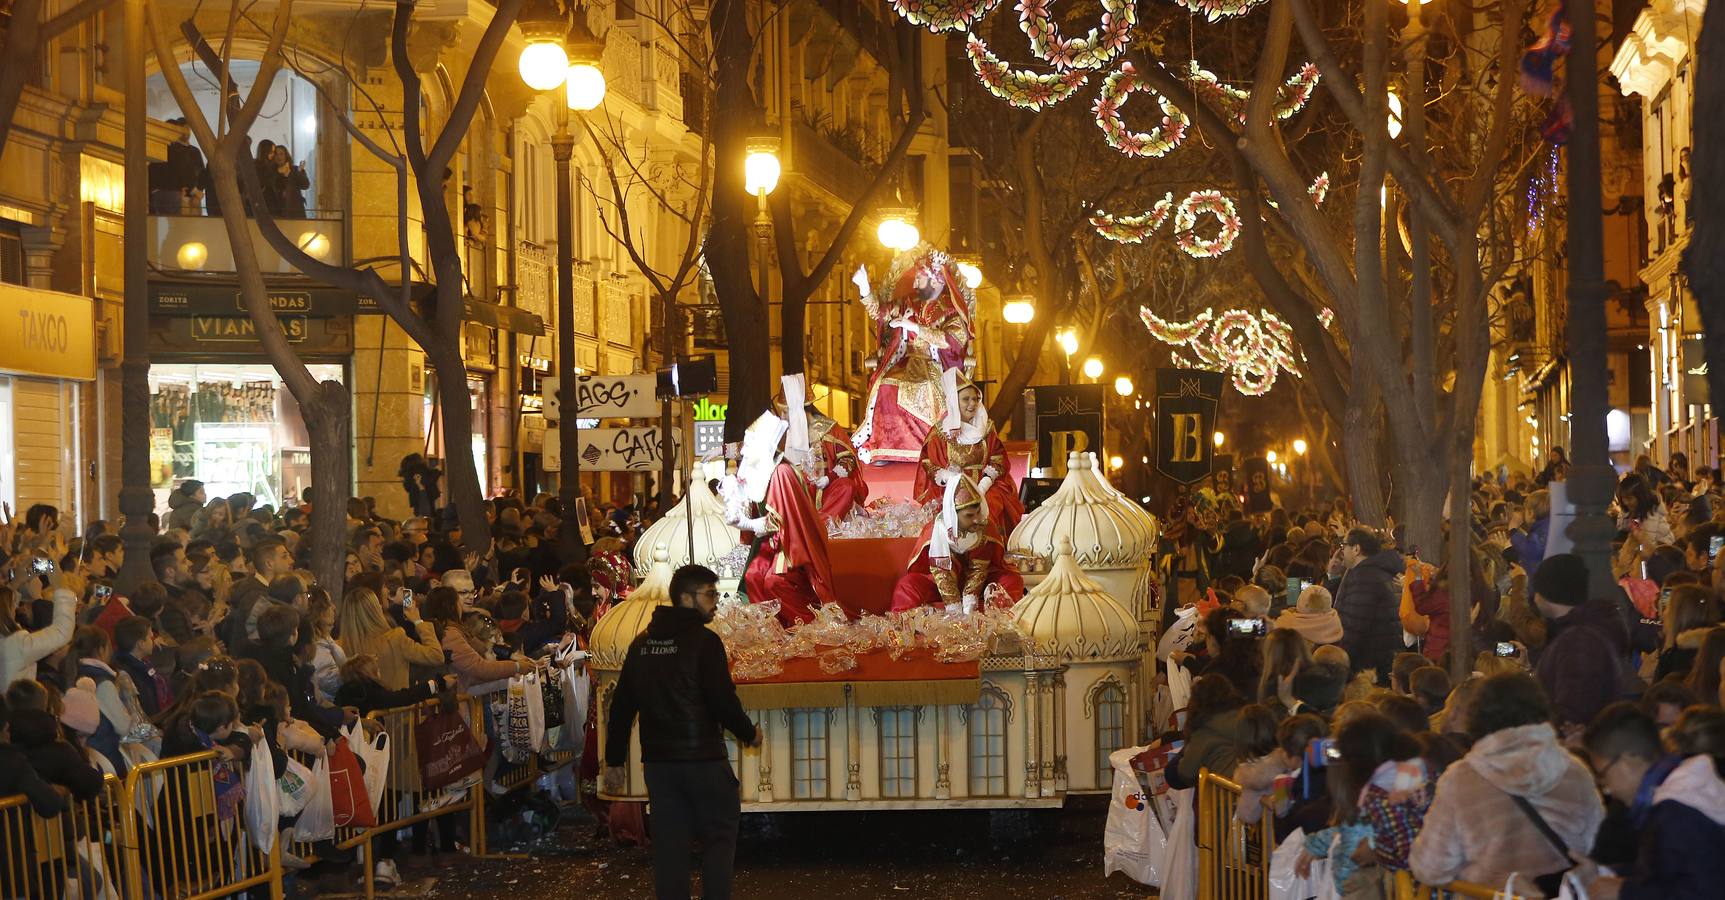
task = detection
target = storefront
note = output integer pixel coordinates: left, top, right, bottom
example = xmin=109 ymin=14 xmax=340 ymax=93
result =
xmin=0 ymin=284 xmax=97 ymax=525
xmin=146 ymin=279 xmax=357 ymax=511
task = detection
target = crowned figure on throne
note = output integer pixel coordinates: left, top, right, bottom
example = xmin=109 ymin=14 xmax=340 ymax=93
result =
xmin=914 ymin=372 xmax=1024 ymax=538
xmin=851 ymin=247 xmax=976 ymax=464
xmin=890 ymin=473 xmax=1024 ymax=614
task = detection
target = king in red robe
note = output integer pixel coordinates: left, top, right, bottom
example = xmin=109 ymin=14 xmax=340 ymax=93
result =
xmin=914 ymin=373 xmax=1024 ymax=538
xmin=891 ymin=474 xmax=1024 ymax=613
xmin=741 ymin=461 xmax=848 ymax=625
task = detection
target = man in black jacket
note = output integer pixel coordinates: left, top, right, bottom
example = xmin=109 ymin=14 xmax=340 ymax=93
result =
xmin=1329 ymin=527 xmax=1405 ymax=684
xmin=605 ymin=564 xmax=759 ymax=900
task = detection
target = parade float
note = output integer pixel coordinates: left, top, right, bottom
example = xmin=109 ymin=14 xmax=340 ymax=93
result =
xmin=591 ymin=243 xmax=1157 ymax=811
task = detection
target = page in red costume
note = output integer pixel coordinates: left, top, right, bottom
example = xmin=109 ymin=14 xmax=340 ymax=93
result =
xmin=742 ymin=462 xmax=846 ymax=625
xmin=812 ymin=421 xmax=869 ymax=522
xmin=913 ymin=430 xmax=1025 ymax=537
xmin=889 ymin=519 xmax=1025 ymax=612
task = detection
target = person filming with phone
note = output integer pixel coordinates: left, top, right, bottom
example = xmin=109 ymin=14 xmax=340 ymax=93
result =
xmin=0 ymin=556 xmax=75 ymax=689
xmin=604 ymin=565 xmax=759 ymax=900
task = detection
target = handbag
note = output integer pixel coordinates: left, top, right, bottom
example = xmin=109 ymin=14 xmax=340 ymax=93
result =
xmin=243 ymin=735 xmax=279 ymax=854
xmin=327 ymin=737 xmax=376 ymax=829
xmin=342 ymin=722 xmax=391 ymax=817
xmin=1504 ymin=792 xmax=1576 ymax=898
xmin=415 ymin=694 xmax=488 ymax=791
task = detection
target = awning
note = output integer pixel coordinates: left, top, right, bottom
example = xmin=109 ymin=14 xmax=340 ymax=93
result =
xmin=465 ymin=297 xmax=545 ymax=336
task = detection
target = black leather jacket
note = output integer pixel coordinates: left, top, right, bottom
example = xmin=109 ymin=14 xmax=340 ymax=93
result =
xmin=605 ymin=605 xmax=756 ymax=765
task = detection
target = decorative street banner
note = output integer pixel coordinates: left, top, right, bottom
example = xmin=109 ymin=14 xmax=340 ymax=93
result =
xmin=1154 ymin=368 xmax=1225 ymax=485
xmin=1030 ymin=383 xmax=1106 ymax=470
xmin=544 ymin=374 xmax=659 ymax=420
xmin=542 ymin=426 xmax=679 ymax=472
xmin=1241 ymin=456 xmax=1274 ymax=513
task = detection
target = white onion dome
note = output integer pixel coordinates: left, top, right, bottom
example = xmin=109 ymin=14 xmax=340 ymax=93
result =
xmin=591 ymin=544 xmax=674 ymax=670
xmin=1008 ymin=452 xmax=1158 ymax=567
xmin=1011 ymin=537 xmax=1142 ymax=662
xmin=633 ymin=469 xmax=740 ymax=572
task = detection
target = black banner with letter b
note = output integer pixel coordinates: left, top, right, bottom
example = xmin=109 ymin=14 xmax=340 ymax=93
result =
xmin=1154 ymin=369 xmax=1225 ymax=485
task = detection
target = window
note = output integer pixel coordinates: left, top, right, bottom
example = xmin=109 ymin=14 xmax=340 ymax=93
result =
xmin=1094 ymin=681 xmax=1127 ymax=785
xmin=967 ymin=687 xmax=1008 ymax=797
xmin=0 ymin=227 xmax=21 ymax=285
xmin=789 ymin=710 xmax=829 ymax=799
xmin=877 ymin=707 xmax=918 ymax=798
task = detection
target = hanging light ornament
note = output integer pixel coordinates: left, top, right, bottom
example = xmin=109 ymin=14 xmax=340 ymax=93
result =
xmin=965 ymin=33 xmax=1090 ymax=110
xmin=1172 ymin=0 xmax=1269 ymax=23
xmin=1139 ymin=306 xmax=1305 ymax=396
xmin=1088 ymin=193 xmax=1174 ymax=244
xmin=1094 ymin=63 xmax=1189 ymax=158
xmin=1186 ymin=61 xmax=1320 ymax=124
xmin=889 ymin=0 xmax=1002 ymax=32
xmin=1017 ymin=0 xmax=1136 ymax=71
xmin=1173 ymin=191 xmax=1242 ymax=258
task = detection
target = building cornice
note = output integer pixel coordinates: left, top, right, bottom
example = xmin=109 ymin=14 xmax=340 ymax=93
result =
xmin=1611 ymin=0 xmax=1707 ymax=98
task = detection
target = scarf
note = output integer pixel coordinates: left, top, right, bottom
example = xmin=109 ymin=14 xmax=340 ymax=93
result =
xmin=929 ymin=474 xmax=987 ymax=566
xmin=939 ymin=368 xmax=987 ymax=445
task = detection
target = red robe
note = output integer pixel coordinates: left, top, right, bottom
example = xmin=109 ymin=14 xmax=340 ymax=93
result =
xmin=810 ymin=420 xmax=869 ymax=523
xmin=742 ymin=462 xmax=846 ymax=625
xmin=914 ymin=429 xmax=1024 ymax=538
xmin=889 ymin=520 xmax=1025 ymax=612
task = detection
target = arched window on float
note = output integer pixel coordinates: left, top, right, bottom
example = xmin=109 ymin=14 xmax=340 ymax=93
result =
xmin=1092 ymin=679 xmax=1127 ymax=786
xmin=876 ymin=707 xmax=919 ymax=798
xmin=966 ymin=685 xmax=1010 ymax=797
xmin=789 ymin=709 xmax=830 ymax=799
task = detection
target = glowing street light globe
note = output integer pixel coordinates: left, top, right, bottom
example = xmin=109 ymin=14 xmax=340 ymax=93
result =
xmin=1055 ymin=328 xmax=1079 ymax=357
xmin=1387 ymin=91 xmax=1404 ymax=139
xmin=875 ymin=208 xmax=919 ymax=252
xmin=1293 ymin=438 xmax=1309 ymax=456
xmin=176 ymin=241 xmax=208 ymax=270
xmin=1267 ymin=450 xmax=1279 ymax=464
xmin=1213 ymin=431 xmax=1226 ymax=448
xmin=1114 ymin=374 xmax=1134 ymax=396
xmin=744 ymin=144 xmax=781 ymax=196
xmin=1109 ymin=455 xmax=1124 ymax=471
xmin=956 ymin=260 xmax=983 ymax=290
xmin=297 ymin=231 xmax=331 ymax=260
xmin=1081 ymin=356 xmax=1104 ymax=380
xmin=1002 ymin=296 xmax=1035 ymax=324
xmin=519 ymin=41 xmax=570 ymax=91
xmin=565 ymin=62 xmax=607 ymax=111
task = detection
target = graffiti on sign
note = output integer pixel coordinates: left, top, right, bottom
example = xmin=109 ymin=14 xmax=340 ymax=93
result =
xmin=543 ymin=425 xmax=679 ymax=472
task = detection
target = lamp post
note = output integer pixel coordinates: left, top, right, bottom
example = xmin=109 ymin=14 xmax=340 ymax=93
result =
xmin=746 ymin=131 xmax=780 ymax=296
xmin=875 ymin=206 xmax=920 ymax=253
xmin=116 ymin=0 xmax=154 ymax=590
xmin=1082 ymin=356 xmax=1104 ymax=381
xmin=520 ymin=0 xmax=606 ymax=560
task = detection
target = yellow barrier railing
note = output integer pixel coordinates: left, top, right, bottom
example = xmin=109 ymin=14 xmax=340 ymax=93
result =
xmin=1392 ymin=870 xmax=1521 ymax=899
xmin=1197 ymin=770 xmax=1275 ymax=900
xmin=120 ymin=749 xmax=283 ymax=900
xmin=0 ymin=775 xmax=125 ymax=900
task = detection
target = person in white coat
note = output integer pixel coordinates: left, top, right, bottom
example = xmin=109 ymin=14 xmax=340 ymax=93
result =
xmin=0 ymin=561 xmax=75 ymax=689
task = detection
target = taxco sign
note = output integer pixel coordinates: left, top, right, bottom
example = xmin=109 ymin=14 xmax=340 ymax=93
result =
xmin=0 ymin=284 xmax=95 ymax=381
xmin=1154 ymin=368 xmax=1225 ymax=485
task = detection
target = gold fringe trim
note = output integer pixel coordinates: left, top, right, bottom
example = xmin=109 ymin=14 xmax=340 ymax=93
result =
xmin=852 ymin=678 xmax=980 ymax=707
xmin=736 ymin=682 xmax=848 ymax=709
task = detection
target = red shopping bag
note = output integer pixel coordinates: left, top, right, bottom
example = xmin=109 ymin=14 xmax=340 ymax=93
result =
xmin=328 ymin=737 xmax=377 ymax=828
xmin=414 ymin=699 xmax=487 ymax=792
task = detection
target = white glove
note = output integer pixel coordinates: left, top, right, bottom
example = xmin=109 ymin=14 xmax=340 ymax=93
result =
xmin=815 ymin=475 xmax=830 ymax=488
xmin=851 ymin=265 xmax=871 ymax=298
xmin=738 ymin=515 xmax=771 ymax=535
xmin=982 ymin=465 xmax=1000 ymax=480
xmin=961 ymin=594 xmax=979 ymax=615
xmin=832 ymin=465 xmax=850 ymax=479
xmin=935 ymin=467 xmax=962 ymax=487
xmin=978 ymin=476 xmax=994 ymax=494
xmin=888 ymin=317 xmax=922 ymax=336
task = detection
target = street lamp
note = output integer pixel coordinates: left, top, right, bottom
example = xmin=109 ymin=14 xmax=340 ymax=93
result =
xmin=1293 ymin=438 xmax=1308 ymax=456
xmin=1266 ymin=450 xmax=1278 ymax=464
xmin=1387 ymin=91 xmax=1404 ymax=139
xmin=1213 ymin=431 xmax=1226 ymax=448
xmin=519 ymin=0 xmax=607 ymax=558
xmin=1114 ymin=374 xmax=1134 ymax=396
xmin=744 ymin=136 xmax=782 ymax=197
xmin=1002 ymin=294 xmax=1035 ymax=324
xmin=1109 ymin=454 xmax=1124 ymax=471
xmin=1055 ymin=327 xmax=1079 ymax=358
xmin=875 ymin=206 xmax=920 ymax=252
xmin=1082 ymin=356 xmax=1104 ymax=380
xmin=956 ymin=260 xmax=983 ymax=290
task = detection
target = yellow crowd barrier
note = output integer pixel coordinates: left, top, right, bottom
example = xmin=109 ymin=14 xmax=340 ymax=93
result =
xmin=1391 ymin=870 xmax=1520 ymax=899
xmin=0 ymin=775 xmax=125 ymax=900
xmin=1197 ymin=770 xmax=1275 ymax=900
xmin=120 ymin=750 xmax=283 ymax=900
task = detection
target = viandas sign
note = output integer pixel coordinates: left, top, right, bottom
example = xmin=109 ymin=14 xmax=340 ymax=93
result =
xmin=1154 ymin=369 xmax=1225 ymax=485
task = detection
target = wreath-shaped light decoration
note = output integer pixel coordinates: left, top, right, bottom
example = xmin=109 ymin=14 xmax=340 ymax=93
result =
xmin=1172 ymin=0 xmax=1269 ymax=23
xmin=1094 ymin=63 xmax=1189 ymax=158
xmin=1307 ymin=171 xmax=1331 ymax=205
xmin=966 ymin=33 xmax=1090 ymax=110
xmin=1187 ymin=61 xmax=1321 ymax=124
xmin=1090 ymin=193 xmax=1174 ymax=243
xmin=1017 ymin=0 xmax=1136 ymax=70
xmin=1140 ymin=306 xmax=1304 ymax=396
xmin=1174 ymin=191 xmax=1241 ymax=258
xmin=1318 ymin=307 xmax=1335 ymax=329
xmin=889 ymin=0 xmax=1002 ymax=32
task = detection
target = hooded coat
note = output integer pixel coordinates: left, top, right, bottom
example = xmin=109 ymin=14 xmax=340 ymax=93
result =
xmin=1620 ymin=754 xmax=1725 ymax=900
xmin=605 ymin=605 xmax=757 ymax=766
xmin=1409 ymin=723 xmax=1604 ymax=889
xmin=1535 ymin=600 xmax=1628 ymax=728
xmin=1332 ymin=548 xmax=1406 ymax=681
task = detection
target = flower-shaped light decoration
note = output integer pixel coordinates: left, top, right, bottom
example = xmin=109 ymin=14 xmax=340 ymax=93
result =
xmin=1318 ymin=307 xmax=1335 ymax=329
xmin=1307 ymin=171 xmax=1331 ymax=205
xmin=1187 ymin=61 xmax=1321 ymax=125
xmin=1089 ymin=193 xmax=1175 ymax=243
xmin=1140 ymin=306 xmax=1305 ymax=396
xmin=1173 ymin=190 xmax=1241 ymax=258
xmin=889 ymin=0 xmax=1003 ymax=32
xmin=1017 ymin=0 xmax=1137 ymax=71
xmin=966 ymin=33 xmax=1090 ymax=110
xmin=1094 ymin=63 xmax=1189 ymax=158
xmin=1172 ymin=0 xmax=1269 ymax=23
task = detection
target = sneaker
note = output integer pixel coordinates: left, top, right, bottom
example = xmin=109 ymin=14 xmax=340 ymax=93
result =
xmin=373 ymin=859 xmax=402 ymax=889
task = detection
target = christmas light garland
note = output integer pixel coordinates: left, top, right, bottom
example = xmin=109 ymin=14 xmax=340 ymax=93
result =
xmin=1140 ymin=306 xmax=1305 ymax=396
xmin=1187 ymin=61 xmax=1320 ymax=125
xmin=1094 ymin=63 xmax=1189 ymax=158
xmin=1017 ymin=0 xmax=1136 ymax=71
xmin=888 ymin=0 xmax=1002 ymax=32
xmin=965 ymin=33 xmax=1090 ymax=110
xmin=1088 ymin=193 xmax=1175 ymax=243
xmin=1172 ymin=0 xmax=1269 ymax=23
xmin=1173 ymin=191 xmax=1241 ymax=258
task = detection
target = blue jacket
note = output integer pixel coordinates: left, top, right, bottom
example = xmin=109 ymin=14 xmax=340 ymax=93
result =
xmin=1620 ymin=755 xmax=1725 ymax=900
xmin=1510 ymin=517 xmax=1549 ymax=566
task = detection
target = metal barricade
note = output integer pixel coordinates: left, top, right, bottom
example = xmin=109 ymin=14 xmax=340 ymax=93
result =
xmin=0 ymin=775 xmax=125 ymax=900
xmin=120 ymin=750 xmax=282 ymax=900
xmin=1197 ymin=770 xmax=1274 ymax=900
xmin=1391 ymin=870 xmax=1519 ymax=899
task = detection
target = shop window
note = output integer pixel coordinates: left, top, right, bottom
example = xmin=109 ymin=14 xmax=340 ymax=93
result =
xmin=0 ymin=225 xmax=23 ymax=285
xmin=877 ymin=707 xmax=918 ymax=799
xmin=789 ymin=710 xmax=829 ymax=799
xmin=1093 ymin=680 xmax=1127 ymax=785
xmin=967 ymin=686 xmax=1009 ymax=797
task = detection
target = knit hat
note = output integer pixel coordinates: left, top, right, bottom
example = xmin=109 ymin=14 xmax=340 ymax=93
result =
xmin=1292 ymin=662 xmax=1348 ymax=713
xmin=1531 ymin=553 xmax=1588 ymax=606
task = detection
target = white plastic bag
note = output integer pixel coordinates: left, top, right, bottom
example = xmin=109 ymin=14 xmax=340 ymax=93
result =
xmin=295 ymin=752 xmax=336 ymax=842
xmin=277 ymin=756 xmax=313 ymax=817
xmin=522 ymin=669 xmax=546 ymax=752
xmin=1268 ymin=828 xmax=1335 ymax=900
xmin=1556 ymin=871 xmax=1591 ymax=900
xmin=1102 ymin=746 xmax=1167 ymax=886
xmin=342 ymin=722 xmax=390 ymax=817
xmin=556 ymin=662 xmax=591 ymax=752
xmin=1167 ymin=661 xmax=1193 ymax=713
xmin=1157 ymin=605 xmax=1201 ymax=661
xmin=243 ymin=740 xmax=279 ymax=854
xmin=1158 ymin=787 xmax=1199 ymax=900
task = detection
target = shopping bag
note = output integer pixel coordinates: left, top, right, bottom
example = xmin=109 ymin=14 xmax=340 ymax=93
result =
xmin=1159 ymin=787 xmax=1199 ymax=900
xmin=555 ymin=663 xmax=590 ymax=752
xmin=522 ymin=669 xmax=546 ymax=752
xmin=327 ymin=737 xmax=376 ymax=829
xmin=540 ymin=661 xmax=566 ymax=731
xmin=1102 ymin=746 xmax=1167 ymax=886
xmin=243 ymin=737 xmax=279 ymax=854
xmin=296 ymin=753 xmax=336 ymax=842
xmin=342 ymin=722 xmax=390 ymax=817
xmin=1268 ymin=829 xmax=1313 ymax=900
xmin=500 ymin=677 xmax=533 ymax=763
xmin=277 ymin=756 xmax=314 ymax=817
xmin=415 ymin=697 xmax=487 ymax=791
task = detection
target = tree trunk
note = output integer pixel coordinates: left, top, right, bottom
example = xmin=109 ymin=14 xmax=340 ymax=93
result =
xmin=1686 ymin=1 xmax=1725 ymax=408
xmin=1342 ymin=369 xmax=1388 ymax=526
xmin=302 ymin=381 xmax=352 ymax=593
xmin=425 ymin=337 xmax=492 ymax=549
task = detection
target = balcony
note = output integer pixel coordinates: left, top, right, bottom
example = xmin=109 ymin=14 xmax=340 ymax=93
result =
xmin=789 ymin=120 xmax=874 ymax=205
xmin=147 ymin=213 xmax=346 ymax=276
